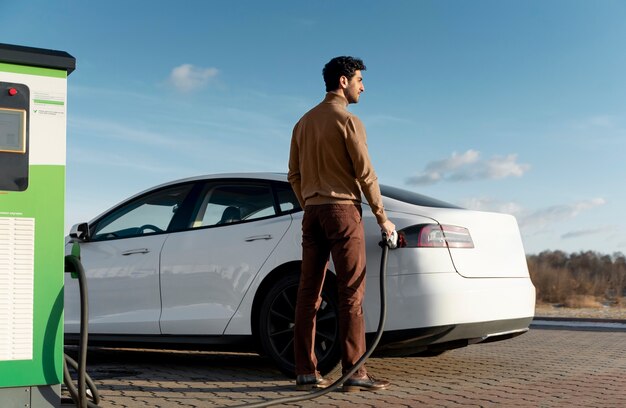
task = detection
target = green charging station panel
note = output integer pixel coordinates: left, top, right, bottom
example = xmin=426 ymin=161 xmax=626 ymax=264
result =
xmin=0 ymin=44 xmax=75 ymax=408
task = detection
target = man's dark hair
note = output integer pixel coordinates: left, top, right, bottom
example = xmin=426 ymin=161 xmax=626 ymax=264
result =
xmin=322 ymin=56 xmax=366 ymax=92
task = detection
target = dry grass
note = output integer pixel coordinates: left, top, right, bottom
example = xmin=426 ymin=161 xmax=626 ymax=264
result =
xmin=535 ymin=299 xmax=626 ymax=319
xmin=561 ymin=295 xmax=603 ymax=308
xmin=527 ymin=251 xmax=626 ymax=310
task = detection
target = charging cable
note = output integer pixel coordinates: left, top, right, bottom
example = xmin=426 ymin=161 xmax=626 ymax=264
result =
xmin=61 ymin=230 xmax=397 ymax=408
xmin=64 ymin=254 xmax=102 ymax=408
xmin=228 ymin=231 xmax=397 ymax=408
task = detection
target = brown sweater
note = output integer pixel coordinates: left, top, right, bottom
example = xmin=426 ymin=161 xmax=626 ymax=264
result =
xmin=288 ymin=92 xmax=388 ymax=225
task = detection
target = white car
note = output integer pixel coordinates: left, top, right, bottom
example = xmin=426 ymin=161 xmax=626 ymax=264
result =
xmin=64 ymin=173 xmax=535 ymax=376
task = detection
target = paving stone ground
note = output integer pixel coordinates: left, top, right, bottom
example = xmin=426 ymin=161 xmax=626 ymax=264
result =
xmin=66 ymin=327 xmax=626 ymax=407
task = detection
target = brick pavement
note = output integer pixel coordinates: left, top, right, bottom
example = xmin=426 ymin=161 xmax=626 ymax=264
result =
xmin=68 ymin=328 xmax=626 ymax=407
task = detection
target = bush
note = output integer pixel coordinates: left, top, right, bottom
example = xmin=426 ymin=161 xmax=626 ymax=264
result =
xmin=527 ymin=250 xmax=626 ymax=307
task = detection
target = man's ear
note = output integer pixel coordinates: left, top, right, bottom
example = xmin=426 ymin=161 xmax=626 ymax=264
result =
xmin=339 ymin=75 xmax=349 ymax=89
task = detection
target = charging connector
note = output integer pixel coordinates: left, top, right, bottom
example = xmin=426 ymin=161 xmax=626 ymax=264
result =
xmin=383 ymin=230 xmax=398 ymax=249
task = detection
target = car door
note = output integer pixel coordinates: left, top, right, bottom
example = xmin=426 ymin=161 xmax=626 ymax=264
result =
xmin=159 ymin=180 xmax=292 ymax=335
xmin=64 ymin=183 xmax=193 ymax=334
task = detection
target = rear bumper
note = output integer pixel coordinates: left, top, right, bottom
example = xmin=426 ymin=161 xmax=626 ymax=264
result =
xmin=364 ymin=271 xmax=536 ymax=336
xmin=373 ymin=316 xmax=532 ymax=356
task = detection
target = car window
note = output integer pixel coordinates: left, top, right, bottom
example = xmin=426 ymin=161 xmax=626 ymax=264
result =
xmin=91 ymin=184 xmax=193 ymax=241
xmin=191 ymin=183 xmax=276 ymax=228
xmin=275 ymin=183 xmax=301 ymax=213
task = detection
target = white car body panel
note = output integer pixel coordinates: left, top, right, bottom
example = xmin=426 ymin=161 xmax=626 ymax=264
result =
xmin=65 ymin=234 xmax=167 ymax=334
xmin=364 ymin=272 xmax=535 ymax=332
xmin=222 ymin=215 xmax=302 ymax=335
xmin=361 ymin=203 xmax=533 ymax=332
xmin=159 ymin=216 xmax=291 ymax=334
xmin=224 ymin=203 xmax=535 ymax=336
xmin=414 ymin=208 xmax=529 ymax=278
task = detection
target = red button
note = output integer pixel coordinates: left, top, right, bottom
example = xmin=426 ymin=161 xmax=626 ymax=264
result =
xmin=8 ymin=88 xmax=17 ymax=96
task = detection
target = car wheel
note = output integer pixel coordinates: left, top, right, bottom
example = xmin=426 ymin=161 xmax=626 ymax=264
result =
xmin=258 ymin=273 xmax=341 ymax=377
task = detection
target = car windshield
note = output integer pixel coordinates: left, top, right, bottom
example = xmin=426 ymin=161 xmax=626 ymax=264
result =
xmin=380 ymin=185 xmax=461 ymax=209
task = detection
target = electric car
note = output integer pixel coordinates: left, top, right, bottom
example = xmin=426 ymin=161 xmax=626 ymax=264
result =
xmin=64 ymin=173 xmax=535 ymax=376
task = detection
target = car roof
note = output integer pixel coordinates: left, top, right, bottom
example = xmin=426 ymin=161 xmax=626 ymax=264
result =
xmin=157 ymin=172 xmax=289 ymax=187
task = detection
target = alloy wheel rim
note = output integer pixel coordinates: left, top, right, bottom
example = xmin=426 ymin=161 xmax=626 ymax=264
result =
xmin=266 ymin=283 xmax=338 ymax=369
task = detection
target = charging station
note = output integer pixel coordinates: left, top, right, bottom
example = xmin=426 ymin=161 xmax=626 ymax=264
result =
xmin=0 ymin=43 xmax=75 ymax=408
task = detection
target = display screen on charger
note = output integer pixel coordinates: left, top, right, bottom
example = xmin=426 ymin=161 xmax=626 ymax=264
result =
xmin=0 ymin=108 xmax=26 ymax=153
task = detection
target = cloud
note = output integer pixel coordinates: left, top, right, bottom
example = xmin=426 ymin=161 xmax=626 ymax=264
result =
xmin=561 ymin=227 xmax=610 ymax=240
xmin=406 ymin=150 xmax=530 ymax=185
xmin=518 ymin=198 xmax=606 ymax=229
xmin=90 ymin=153 xmax=182 ymax=174
xmin=459 ymin=196 xmax=607 ymax=232
xmin=574 ymin=115 xmax=619 ymax=130
xmin=69 ymin=116 xmax=182 ymax=148
xmin=460 ymin=197 xmax=524 ymax=216
xmin=169 ymin=64 xmax=219 ymax=92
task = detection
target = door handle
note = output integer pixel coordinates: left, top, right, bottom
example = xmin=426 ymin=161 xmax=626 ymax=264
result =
xmin=121 ymin=248 xmax=150 ymax=256
xmin=244 ymin=234 xmax=273 ymax=242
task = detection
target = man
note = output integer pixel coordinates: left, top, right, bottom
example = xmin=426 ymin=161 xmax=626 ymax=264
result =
xmin=288 ymin=56 xmax=395 ymax=392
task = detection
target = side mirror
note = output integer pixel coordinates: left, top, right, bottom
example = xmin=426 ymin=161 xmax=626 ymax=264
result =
xmin=69 ymin=222 xmax=90 ymax=242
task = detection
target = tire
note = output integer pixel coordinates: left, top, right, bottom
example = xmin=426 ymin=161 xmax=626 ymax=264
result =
xmin=258 ymin=273 xmax=341 ymax=377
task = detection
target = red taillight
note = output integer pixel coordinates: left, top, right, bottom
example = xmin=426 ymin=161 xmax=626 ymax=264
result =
xmin=397 ymin=224 xmax=474 ymax=249
xmin=440 ymin=225 xmax=474 ymax=248
xmin=417 ymin=224 xmax=447 ymax=247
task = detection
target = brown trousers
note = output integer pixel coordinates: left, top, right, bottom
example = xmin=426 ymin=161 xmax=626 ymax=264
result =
xmin=294 ymin=204 xmax=367 ymax=377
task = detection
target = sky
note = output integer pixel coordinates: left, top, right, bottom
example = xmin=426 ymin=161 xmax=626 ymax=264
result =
xmin=2 ymin=1 xmax=625 ymax=255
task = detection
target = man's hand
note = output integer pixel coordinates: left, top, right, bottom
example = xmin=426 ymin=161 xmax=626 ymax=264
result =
xmin=379 ymin=219 xmax=395 ymax=237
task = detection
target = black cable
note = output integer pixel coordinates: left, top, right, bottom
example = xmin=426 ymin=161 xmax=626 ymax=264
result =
xmin=61 ymin=236 xmax=393 ymax=408
xmin=227 ymin=239 xmax=391 ymax=408
xmin=63 ymin=354 xmax=100 ymax=408
xmin=64 ymin=255 xmax=102 ymax=408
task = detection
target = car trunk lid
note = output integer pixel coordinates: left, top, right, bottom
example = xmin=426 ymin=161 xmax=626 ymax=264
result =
xmin=391 ymin=205 xmax=529 ymax=279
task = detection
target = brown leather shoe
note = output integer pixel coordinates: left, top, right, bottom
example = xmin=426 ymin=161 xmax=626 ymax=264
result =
xmin=342 ymin=374 xmax=390 ymax=392
xmin=295 ymin=373 xmax=332 ymax=391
